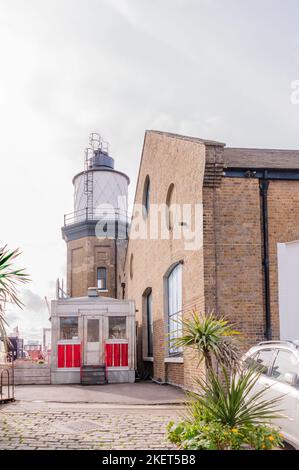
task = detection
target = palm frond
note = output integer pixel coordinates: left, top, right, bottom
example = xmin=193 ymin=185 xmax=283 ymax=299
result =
xmin=0 ymin=246 xmax=30 ymax=347
xmin=170 ymin=312 xmax=242 ymax=371
xmin=193 ymin=367 xmax=284 ymax=427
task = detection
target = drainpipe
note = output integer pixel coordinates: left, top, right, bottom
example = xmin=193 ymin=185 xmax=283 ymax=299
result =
xmin=260 ymin=171 xmax=272 ymax=340
xmin=115 ymin=217 xmax=118 ymax=299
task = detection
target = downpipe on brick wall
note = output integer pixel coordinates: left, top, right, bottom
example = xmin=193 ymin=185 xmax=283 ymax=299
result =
xmin=260 ymin=171 xmax=272 ymax=341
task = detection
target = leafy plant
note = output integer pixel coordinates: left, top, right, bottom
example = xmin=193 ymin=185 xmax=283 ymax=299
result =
xmin=167 ymin=366 xmax=284 ymax=450
xmin=0 ymin=246 xmax=29 ymax=348
xmin=192 ymin=367 xmax=283 ymax=427
xmin=170 ymin=312 xmax=241 ymax=371
xmin=167 ymin=420 xmax=284 ymax=450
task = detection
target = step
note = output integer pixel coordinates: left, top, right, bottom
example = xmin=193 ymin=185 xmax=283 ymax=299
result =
xmin=81 ymin=378 xmax=106 ymax=385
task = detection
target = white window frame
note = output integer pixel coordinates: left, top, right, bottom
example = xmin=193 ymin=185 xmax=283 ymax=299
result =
xmin=167 ymin=263 xmax=183 ymax=356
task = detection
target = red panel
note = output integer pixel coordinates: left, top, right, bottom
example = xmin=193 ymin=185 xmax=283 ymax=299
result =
xmin=121 ymin=343 xmax=128 ymax=367
xmin=106 ymin=344 xmax=113 ymax=367
xmin=58 ymin=345 xmax=65 ymax=368
xmin=113 ymin=344 xmax=120 ymax=367
xmin=65 ymin=344 xmax=72 ymax=368
xmin=73 ymin=344 xmax=81 ymax=367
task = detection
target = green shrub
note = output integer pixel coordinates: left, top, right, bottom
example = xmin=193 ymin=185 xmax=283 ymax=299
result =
xmin=167 ymin=420 xmax=284 ymax=450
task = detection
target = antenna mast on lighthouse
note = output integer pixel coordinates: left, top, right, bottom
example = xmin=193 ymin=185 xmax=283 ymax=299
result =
xmin=84 ymin=132 xmax=109 ymax=220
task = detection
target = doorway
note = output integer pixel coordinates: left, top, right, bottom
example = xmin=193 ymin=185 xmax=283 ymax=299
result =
xmin=84 ymin=317 xmax=101 ymax=365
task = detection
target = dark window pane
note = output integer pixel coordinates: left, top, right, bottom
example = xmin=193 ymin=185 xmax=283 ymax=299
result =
xmin=97 ymin=267 xmax=107 ymax=290
xmin=109 ymin=317 xmax=126 ymax=339
xmin=60 ymin=317 xmax=78 ymax=340
xmin=147 ymin=291 xmax=153 ymax=357
xmin=145 ymin=180 xmax=150 ymax=212
xmin=87 ymin=319 xmax=99 ymax=342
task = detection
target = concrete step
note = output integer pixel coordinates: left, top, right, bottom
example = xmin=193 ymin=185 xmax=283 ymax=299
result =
xmin=81 ymin=366 xmax=106 ymax=385
xmin=82 ymin=370 xmax=105 ymax=377
xmin=81 ymin=377 xmax=106 ymax=385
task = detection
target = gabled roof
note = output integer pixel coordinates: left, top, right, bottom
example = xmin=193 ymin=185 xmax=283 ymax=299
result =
xmin=224 ymin=147 xmax=299 ymax=170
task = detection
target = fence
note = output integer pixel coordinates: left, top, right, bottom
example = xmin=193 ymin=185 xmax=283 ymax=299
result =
xmin=0 ymin=357 xmax=14 ymax=403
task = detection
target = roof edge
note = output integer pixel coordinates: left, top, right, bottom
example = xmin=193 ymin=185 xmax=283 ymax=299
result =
xmin=146 ymin=130 xmax=226 ymax=147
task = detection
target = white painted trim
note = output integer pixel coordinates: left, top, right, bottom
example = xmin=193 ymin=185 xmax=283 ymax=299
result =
xmin=105 ymin=339 xmax=128 ymax=344
xmin=54 ymin=368 xmax=81 ymax=372
xmin=164 ymin=357 xmax=184 ymax=364
xmin=57 ymin=340 xmax=80 ymax=345
xmin=106 ymin=366 xmax=130 ymax=371
xmin=143 ymin=357 xmax=154 ymax=362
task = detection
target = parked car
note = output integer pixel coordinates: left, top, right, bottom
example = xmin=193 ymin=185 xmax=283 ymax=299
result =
xmin=242 ymin=340 xmax=299 ymax=449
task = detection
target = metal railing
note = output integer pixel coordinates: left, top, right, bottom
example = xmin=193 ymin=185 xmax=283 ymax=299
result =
xmin=0 ymin=354 xmax=14 ymax=403
xmin=64 ymin=208 xmax=128 ymax=227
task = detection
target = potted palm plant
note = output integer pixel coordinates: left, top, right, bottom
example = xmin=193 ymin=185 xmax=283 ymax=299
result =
xmin=167 ymin=312 xmax=284 ymax=450
xmin=0 ymin=246 xmax=29 ymax=350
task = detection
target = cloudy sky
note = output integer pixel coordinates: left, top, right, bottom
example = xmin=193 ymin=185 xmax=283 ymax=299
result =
xmin=1 ymin=0 xmax=299 ymax=341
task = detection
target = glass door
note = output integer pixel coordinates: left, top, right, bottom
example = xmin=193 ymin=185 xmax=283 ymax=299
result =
xmin=84 ymin=318 xmax=100 ymax=365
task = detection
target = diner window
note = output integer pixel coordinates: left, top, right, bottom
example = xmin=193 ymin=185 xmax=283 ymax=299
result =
xmin=97 ymin=267 xmax=107 ymax=290
xmin=167 ymin=263 xmax=183 ymax=355
xmin=60 ymin=317 xmax=79 ymax=340
xmin=109 ymin=317 xmax=126 ymax=339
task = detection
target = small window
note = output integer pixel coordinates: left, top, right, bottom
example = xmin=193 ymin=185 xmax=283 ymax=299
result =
xmin=109 ymin=317 xmax=126 ymax=339
xmin=146 ymin=290 xmax=153 ymax=357
xmin=60 ymin=317 xmax=78 ymax=340
xmin=142 ymin=175 xmax=150 ymax=217
xmin=87 ymin=319 xmax=99 ymax=342
xmin=270 ymin=350 xmax=299 ymax=386
xmin=167 ymin=263 xmax=183 ymax=356
xmin=97 ymin=267 xmax=107 ymax=290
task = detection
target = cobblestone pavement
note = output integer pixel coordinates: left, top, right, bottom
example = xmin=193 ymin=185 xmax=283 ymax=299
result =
xmin=0 ymin=401 xmax=184 ymax=450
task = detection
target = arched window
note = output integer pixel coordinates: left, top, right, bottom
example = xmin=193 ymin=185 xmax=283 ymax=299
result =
xmin=146 ymin=290 xmax=153 ymax=357
xmin=97 ymin=267 xmax=107 ymax=290
xmin=166 ymin=183 xmax=175 ymax=230
xmin=129 ymin=253 xmax=134 ymax=280
xmin=142 ymin=175 xmax=150 ymax=217
xmin=167 ymin=263 xmax=183 ymax=355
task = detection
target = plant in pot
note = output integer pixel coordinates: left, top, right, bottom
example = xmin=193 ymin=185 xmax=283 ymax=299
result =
xmin=167 ymin=312 xmax=284 ymax=450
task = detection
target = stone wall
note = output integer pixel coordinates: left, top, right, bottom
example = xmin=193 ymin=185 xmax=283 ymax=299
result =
xmin=14 ymin=362 xmax=51 ymax=385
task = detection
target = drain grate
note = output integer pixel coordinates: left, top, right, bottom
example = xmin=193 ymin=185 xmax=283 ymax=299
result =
xmin=51 ymin=419 xmax=101 ymax=434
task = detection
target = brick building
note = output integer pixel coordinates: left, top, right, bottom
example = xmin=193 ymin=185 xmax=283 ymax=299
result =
xmin=124 ymin=130 xmax=299 ymax=389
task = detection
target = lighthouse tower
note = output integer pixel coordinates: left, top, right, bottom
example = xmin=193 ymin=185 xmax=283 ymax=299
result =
xmin=62 ymin=133 xmax=130 ymax=299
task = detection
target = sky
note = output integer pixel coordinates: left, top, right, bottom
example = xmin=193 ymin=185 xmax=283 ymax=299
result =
xmin=1 ymin=0 xmax=299 ymax=341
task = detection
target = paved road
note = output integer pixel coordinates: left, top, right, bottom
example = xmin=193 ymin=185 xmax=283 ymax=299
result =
xmin=0 ymin=383 xmax=185 ymax=450
xmin=13 ymin=382 xmax=186 ymax=405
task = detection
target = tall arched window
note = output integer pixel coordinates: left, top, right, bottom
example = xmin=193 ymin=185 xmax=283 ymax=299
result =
xmin=146 ymin=290 xmax=153 ymax=357
xmin=142 ymin=175 xmax=150 ymax=217
xmin=167 ymin=263 xmax=183 ymax=355
xmin=166 ymin=183 xmax=175 ymax=230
